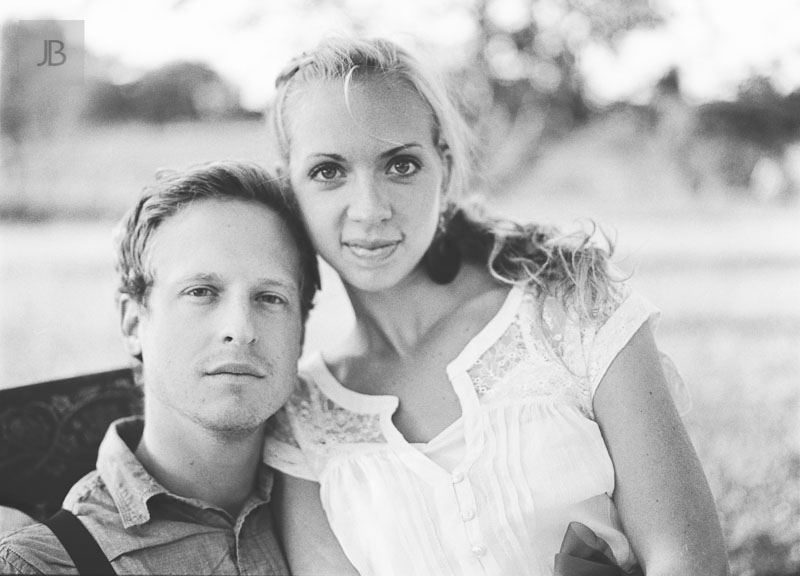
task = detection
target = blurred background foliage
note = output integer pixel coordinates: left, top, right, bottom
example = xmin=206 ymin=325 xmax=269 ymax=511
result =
xmin=3 ymin=2 xmax=800 ymax=217
xmin=1 ymin=2 xmax=799 ymax=574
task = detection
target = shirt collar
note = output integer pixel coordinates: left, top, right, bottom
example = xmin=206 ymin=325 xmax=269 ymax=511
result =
xmin=96 ymin=416 xmax=275 ymax=529
xmin=96 ymin=416 xmax=168 ymax=529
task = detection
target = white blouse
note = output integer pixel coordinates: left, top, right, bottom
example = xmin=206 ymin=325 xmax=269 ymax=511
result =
xmin=263 ymin=285 xmax=688 ymax=576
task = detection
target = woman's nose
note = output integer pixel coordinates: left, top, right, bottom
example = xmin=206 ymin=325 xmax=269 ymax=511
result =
xmin=346 ymin=174 xmax=392 ymax=224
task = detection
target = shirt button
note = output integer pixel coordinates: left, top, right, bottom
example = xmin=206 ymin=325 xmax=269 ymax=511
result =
xmin=452 ymin=471 xmax=465 ymax=483
xmin=471 ymin=545 xmax=487 ymax=557
xmin=461 ymin=509 xmax=476 ymax=521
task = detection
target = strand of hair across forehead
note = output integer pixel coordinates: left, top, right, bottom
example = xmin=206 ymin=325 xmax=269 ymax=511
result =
xmin=269 ymin=37 xmax=474 ymax=197
xmin=342 ymin=65 xmax=358 ymax=118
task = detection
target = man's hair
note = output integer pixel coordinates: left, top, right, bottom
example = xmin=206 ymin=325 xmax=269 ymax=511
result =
xmin=114 ymin=160 xmax=320 ymax=323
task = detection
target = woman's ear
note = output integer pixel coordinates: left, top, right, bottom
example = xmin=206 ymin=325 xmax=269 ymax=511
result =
xmin=438 ymin=141 xmax=453 ymax=196
xmin=119 ymin=294 xmax=143 ymax=360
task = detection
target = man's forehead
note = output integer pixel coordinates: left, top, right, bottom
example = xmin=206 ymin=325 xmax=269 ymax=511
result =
xmin=143 ymin=198 xmax=301 ymax=288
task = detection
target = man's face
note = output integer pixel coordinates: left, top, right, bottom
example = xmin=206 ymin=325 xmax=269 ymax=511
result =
xmin=121 ymin=198 xmax=304 ymax=435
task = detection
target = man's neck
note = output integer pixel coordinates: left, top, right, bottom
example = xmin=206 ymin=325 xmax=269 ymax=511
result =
xmin=135 ymin=403 xmax=265 ymax=518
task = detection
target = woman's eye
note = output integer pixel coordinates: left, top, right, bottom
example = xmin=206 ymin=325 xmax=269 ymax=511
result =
xmin=185 ymin=287 xmax=215 ymax=299
xmin=388 ymin=158 xmax=420 ymax=176
xmin=309 ymin=164 xmax=343 ymax=181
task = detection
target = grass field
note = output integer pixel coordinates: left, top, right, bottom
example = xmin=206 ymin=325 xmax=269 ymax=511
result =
xmin=1 ymin=119 xmax=799 ymax=574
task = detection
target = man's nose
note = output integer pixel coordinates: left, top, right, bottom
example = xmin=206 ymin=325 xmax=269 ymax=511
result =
xmin=220 ymin=297 xmax=257 ymax=345
xmin=346 ymin=174 xmax=392 ymax=224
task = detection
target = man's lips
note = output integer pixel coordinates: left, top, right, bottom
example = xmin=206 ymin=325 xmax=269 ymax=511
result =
xmin=205 ymin=362 xmax=265 ymax=378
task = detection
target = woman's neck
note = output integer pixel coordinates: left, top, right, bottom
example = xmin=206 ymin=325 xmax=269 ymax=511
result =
xmin=344 ymin=262 xmax=497 ymax=358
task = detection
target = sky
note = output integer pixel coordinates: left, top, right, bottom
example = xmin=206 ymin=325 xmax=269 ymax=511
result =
xmin=2 ymin=0 xmax=800 ymax=109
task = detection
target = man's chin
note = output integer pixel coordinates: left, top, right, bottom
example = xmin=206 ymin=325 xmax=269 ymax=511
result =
xmin=190 ymin=405 xmax=273 ymax=438
xmin=197 ymin=416 xmax=268 ymax=440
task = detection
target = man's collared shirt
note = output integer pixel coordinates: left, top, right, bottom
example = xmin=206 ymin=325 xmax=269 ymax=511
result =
xmin=0 ymin=417 xmax=288 ymax=575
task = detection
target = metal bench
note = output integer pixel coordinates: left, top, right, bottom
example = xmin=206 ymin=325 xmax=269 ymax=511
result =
xmin=0 ymin=369 xmax=142 ymax=522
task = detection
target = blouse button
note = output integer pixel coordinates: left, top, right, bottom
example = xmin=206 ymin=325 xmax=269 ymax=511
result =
xmin=471 ymin=545 xmax=487 ymax=557
xmin=461 ymin=509 xmax=476 ymax=521
xmin=452 ymin=471 xmax=465 ymax=483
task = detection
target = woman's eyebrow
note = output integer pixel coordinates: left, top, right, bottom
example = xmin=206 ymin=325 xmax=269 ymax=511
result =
xmin=379 ymin=143 xmax=422 ymax=159
xmin=307 ymin=153 xmax=346 ymax=162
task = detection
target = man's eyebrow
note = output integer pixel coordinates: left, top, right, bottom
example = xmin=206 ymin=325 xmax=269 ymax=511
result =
xmin=174 ymin=273 xmax=298 ymax=291
xmin=254 ymin=277 xmax=300 ymax=292
xmin=175 ymin=273 xmax=221 ymax=284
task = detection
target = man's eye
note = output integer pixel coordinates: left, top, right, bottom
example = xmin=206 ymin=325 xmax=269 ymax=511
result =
xmin=309 ymin=164 xmax=343 ymax=181
xmin=387 ymin=158 xmax=420 ymax=176
xmin=258 ymin=293 xmax=288 ymax=305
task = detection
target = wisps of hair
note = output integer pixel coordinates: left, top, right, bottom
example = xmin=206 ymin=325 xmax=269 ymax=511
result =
xmin=268 ymin=36 xmax=622 ymax=314
xmin=269 ymin=36 xmax=474 ymax=200
xmin=448 ymin=205 xmax=623 ymax=319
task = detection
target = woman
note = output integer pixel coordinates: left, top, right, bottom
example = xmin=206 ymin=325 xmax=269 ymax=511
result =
xmin=262 ymin=37 xmax=730 ymax=575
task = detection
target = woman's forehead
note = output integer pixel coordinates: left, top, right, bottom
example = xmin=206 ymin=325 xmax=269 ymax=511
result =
xmin=286 ymin=78 xmax=438 ymax=152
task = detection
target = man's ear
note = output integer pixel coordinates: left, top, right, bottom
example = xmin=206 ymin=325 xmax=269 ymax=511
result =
xmin=119 ymin=294 xmax=143 ymax=360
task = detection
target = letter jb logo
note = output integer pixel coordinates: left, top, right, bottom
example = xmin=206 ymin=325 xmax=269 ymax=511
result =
xmin=37 ymin=39 xmax=68 ymax=67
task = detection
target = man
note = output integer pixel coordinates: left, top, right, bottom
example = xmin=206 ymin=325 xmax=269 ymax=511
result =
xmin=0 ymin=161 xmax=319 ymax=574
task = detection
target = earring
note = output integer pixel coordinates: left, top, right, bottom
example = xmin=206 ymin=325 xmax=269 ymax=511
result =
xmin=424 ymin=211 xmax=461 ymax=285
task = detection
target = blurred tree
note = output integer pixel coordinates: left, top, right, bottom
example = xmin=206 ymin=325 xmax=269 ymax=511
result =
xmin=653 ymin=69 xmax=800 ymax=202
xmin=465 ymin=0 xmax=664 ymax=190
xmin=119 ymin=61 xmax=243 ymax=124
xmin=80 ymin=60 xmax=249 ymax=124
xmin=81 ymin=77 xmax=133 ymax=123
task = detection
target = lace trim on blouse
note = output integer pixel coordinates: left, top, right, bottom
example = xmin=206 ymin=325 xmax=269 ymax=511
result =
xmin=263 ymin=283 xmax=690 ymax=479
xmin=286 ymin=376 xmax=388 ymax=447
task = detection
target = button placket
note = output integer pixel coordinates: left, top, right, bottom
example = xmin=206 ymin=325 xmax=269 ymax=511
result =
xmin=450 ymin=470 xmax=487 ymax=561
xmin=471 ymin=544 xmax=487 ymax=558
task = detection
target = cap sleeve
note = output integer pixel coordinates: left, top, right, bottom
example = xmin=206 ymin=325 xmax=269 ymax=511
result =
xmin=263 ymin=405 xmax=317 ymax=481
xmin=539 ymin=284 xmax=691 ymax=415
xmin=587 ymin=288 xmax=691 ymax=414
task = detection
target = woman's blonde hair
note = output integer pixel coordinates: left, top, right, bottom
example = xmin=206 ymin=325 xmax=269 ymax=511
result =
xmin=268 ymin=36 xmax=620 ymax=317
xmin=269 ymin=36 xmax=473 ymax=202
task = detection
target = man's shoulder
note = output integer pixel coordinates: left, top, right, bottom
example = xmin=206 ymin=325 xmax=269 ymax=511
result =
xmin=0 ymin=523 xmax=75 ymax=575
xmin=0 ymin=471 xmax=113 ymax=575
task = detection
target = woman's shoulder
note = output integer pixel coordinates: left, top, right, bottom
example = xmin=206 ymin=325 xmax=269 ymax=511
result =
xmin=454 ymin=261 xmax=513 ymax=312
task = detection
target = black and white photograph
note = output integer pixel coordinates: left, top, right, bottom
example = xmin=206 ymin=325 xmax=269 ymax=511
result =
xmin=1 ymin=1 xmax=798 ymax=574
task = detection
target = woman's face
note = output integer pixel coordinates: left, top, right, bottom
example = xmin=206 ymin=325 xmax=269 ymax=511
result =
xmin=285 ymin=78 xmax=449 ymax=293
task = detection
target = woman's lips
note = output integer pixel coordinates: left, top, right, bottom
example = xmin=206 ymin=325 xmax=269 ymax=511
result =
xmin=343 ymin=239 xmax=401 ymax=262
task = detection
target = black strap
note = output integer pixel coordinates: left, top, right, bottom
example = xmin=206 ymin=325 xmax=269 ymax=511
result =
xmin=44 ymin=509 xmax=117 ymax=575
